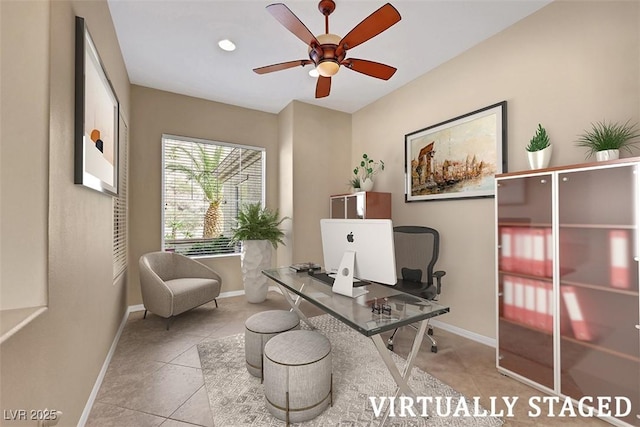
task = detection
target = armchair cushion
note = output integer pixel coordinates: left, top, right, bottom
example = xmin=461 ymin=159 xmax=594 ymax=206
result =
xmin=165 ymin=278 xmax=221 ymax=316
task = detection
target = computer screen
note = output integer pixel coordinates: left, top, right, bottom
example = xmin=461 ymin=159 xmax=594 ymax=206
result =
xmin=320 ymin=218 xmax=397 ymax=287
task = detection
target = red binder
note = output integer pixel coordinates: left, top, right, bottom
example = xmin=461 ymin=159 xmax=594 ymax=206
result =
xmin=513 ymin=228 xmax=532 ymax=274
xmin=500 ymin=227 xmax=515 ymax=272
xmin=545 ymin=282 xmax=554 ymax=332
xmin=609 ymin=230 xmax=630 ymax=289
xmin=561 ymin=286 xmax=593 ymax=341
xmin=534 ymin=280 xmax=548 ymax=331
xmin=530 ymin=229 xmax=546 ymax=277
xmin=513 ymin=277 xmax=525 ymax=323
xmin=523 ymin=279 xmax=537 ymax=327
xmin=502 ymin=276 xmax=515 ymax=320
xmin=544 ymin=227 xmax=553 ymax=278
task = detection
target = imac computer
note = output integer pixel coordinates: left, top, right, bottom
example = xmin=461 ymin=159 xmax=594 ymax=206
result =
xmin=320 ymin=218 xmax=397 ymax=298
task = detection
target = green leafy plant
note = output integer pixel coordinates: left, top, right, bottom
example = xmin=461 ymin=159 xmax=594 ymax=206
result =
xmin=526 ymin=124 xmax=550 ymax=152
xmin=576 ymin=120 xmax=640 ymax=158
xmin=348 ymin=176 xmax=361 ymax=190
xmin=353 ymin=153 xmax=384 ymax=181
xmin=230 ymin=203 xmax=288 ymax=249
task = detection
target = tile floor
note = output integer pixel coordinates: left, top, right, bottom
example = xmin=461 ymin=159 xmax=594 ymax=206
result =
xmin=87 ymin=291 xmax=611 ymax=427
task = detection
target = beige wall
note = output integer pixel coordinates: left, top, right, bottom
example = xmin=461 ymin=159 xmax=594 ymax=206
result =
xmin=351 ymin=0 xmax=640 ymax=338
xmin=0 ymin=0 xmax=131 ymax=425
xmin=1 ymin=0 xmax=49 ymax=311
xmin=129 ymin=85 xmax=280 ymax=300
xmin=284 ymin=101 xmax=352 ymax=265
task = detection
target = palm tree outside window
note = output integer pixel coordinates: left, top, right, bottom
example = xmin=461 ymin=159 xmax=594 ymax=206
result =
xmin=162 ymin=135 xmax=265 ymax=257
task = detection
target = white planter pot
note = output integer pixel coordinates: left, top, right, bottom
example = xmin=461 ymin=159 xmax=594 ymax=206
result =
xmin=595 ymin=149 xmax=619 ymax=161
xmin=360 ymin=178 xmax=374 ymax=192
xmin=240 ymin=240 xmax=273 ymax=303
xmin=527 ymin=145 xmax=552 ymax=170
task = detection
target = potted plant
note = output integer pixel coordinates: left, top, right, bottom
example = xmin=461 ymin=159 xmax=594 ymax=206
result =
xmin=230 ymin=203 xmax=288 ymax=303
xmin=576 ymin=120 xmax=640 ymax=161
xmin=353 ymin=153 xmax=384 ymax=192
xmin=348 ymin=176 xmax=361 ymax=192
xmin=526 ymin=123 xmax=552 ymax=169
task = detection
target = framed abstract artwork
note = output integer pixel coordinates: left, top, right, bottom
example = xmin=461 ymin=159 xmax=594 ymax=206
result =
xmin=404 ymin=101 xmax=507 ymax=202
xmin=74 ymin=16 xmax=119 ymax=196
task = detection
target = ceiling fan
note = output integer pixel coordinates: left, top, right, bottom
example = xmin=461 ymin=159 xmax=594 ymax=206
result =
xmin=253 ymin=0 xmax=401 ymax=98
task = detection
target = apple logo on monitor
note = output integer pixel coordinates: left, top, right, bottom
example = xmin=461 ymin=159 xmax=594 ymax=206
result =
xmin=346 ymin=232 xmax=354 ymax=243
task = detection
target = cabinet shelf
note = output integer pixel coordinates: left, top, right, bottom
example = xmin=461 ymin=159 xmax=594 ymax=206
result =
xmin=499 ymin=222 xmax=637 ymax=230
xmin=559 ymin=223 xmax=636 ymax=230
xmin=560 ymin=280 xmax=639 ymax=297
xmin=498 ymin=221 xmax=550 ymax=228
xmin=560 ymin=334 xmax=640 ymax=364
xmin=498 ymin=270 xmax=552 ymax=282
xmin=499 ymin=316 xmax=552 ymax=335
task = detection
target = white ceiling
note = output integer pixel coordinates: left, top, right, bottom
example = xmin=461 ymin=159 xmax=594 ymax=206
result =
xmin=107 ymin=0 xmax=550 ymax=114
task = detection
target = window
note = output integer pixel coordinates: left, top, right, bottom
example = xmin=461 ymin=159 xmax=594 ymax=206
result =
xmin=162 ymin=134 xmax=265 ymax=257
xmin=113 ymin=117 xmax=128 ymax=279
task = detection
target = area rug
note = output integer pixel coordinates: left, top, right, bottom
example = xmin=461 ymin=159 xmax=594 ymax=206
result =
xmin=197 ymin=314 xmax=503 ymax=426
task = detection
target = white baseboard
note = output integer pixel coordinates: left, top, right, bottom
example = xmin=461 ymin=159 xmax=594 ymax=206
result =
xmin=429 ymin=318 xmax=496 ymax=348
xmin=78 ymin=306 xmax=134 ymax=426
xmin=128 ymin=303 xmax=145 ymax=312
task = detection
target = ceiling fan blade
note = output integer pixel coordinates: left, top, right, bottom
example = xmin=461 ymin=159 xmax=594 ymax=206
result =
xmin=339 ymin=3 xmax=401 ymax=52
xmin=266 ymin=3 xmax=320 ymax=47
xmin=315 ymin=76 xmax=331 ymax=98
xmin=253 ymin=59 xmax=313 ymax=74
xmin=343 ymin=58 xmax=397 ymax=80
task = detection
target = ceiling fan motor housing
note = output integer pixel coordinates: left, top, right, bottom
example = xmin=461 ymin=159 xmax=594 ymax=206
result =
xmin=308 ymin=33 xmax=344 ymax=76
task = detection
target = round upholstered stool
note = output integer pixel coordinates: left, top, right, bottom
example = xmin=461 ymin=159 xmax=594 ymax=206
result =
xmin=263 ymin=330 xmax=332 ymax=425
xmin=244 ymin=310 xmax=300 ymax=378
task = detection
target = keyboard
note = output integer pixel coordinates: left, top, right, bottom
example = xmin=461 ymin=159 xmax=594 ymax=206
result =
xmin=310 ymin=272 xmax=368 ymax=287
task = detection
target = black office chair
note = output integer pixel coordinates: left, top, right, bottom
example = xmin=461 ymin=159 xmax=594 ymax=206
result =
xmin=387 ymin=226 xmax=446 ymax=353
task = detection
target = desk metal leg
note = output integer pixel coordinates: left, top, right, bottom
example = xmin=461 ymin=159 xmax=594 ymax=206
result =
xmin=370 ymin=319 xmax=428 ymax=425
xmin=275 ymin=283 xmax=316 ymax=330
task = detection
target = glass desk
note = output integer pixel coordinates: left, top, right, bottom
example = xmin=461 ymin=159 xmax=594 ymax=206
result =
xmin=262 ymin=267 xmax=450 ymax=423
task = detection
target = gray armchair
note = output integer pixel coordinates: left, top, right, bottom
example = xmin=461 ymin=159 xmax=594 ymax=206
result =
xmin=139 ymin=251 xmax=222 ymax=329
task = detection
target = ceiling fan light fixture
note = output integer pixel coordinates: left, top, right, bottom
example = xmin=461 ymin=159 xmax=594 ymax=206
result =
xmin=309 ymin=68 xmax=320 ymax=78
xmin=316 ymin=59 xmax=339 ymax=77
xmin=217 ymin=39 xmax=236 ymax=52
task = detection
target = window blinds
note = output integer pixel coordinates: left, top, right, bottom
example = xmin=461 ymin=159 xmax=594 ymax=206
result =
xmin=162 ymin=135 xmax=265 ymax=257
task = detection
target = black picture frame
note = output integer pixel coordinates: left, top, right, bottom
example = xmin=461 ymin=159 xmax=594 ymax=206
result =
xmin=404 ymin=101 xmax=507 ymax=202
xmin=74 ymin=16 xmax=119 ymax=196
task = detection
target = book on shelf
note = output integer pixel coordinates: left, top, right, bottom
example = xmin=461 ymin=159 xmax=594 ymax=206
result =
xmin=502 ymin=275 xmax=515 ymax=320
xmin=609 ymin=229 xmax=630 ymax=289
xmin=523 ymin=279 xmax=537 ymax=327
xmin=534 ymin=280 xmax=553 ymax=332
xmin=530 ymin=229 xmax=546 ymax=277
xmin=499 ymin=227 xmax=514 ymax=272
xmin=544 ymin=227 xmax=553 ymax=278
xmin=500 ymin=226 xmax=552 ymax=277
xmin=503 ymin=276 xmax=553 ymax=332
xmin=289 ymin=262 xmax=322 ymax=273
xmin=513 ymin=228 xmax=532 ymax=275
xmin=513 ymin=277 xmax=525 ymax=323
xmin=560 ymin=286 xmax=593 ymax=341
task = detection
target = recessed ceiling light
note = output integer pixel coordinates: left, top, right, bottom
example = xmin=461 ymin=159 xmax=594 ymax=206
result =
xmin=308 ymin=68 xmax=319 ymax=78
xmin=218 ymin=39 xmax=236 ymax=52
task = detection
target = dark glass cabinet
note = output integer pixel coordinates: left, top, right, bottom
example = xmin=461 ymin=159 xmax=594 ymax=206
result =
xmin=496 ymin=159 xmax=640 ymax=427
